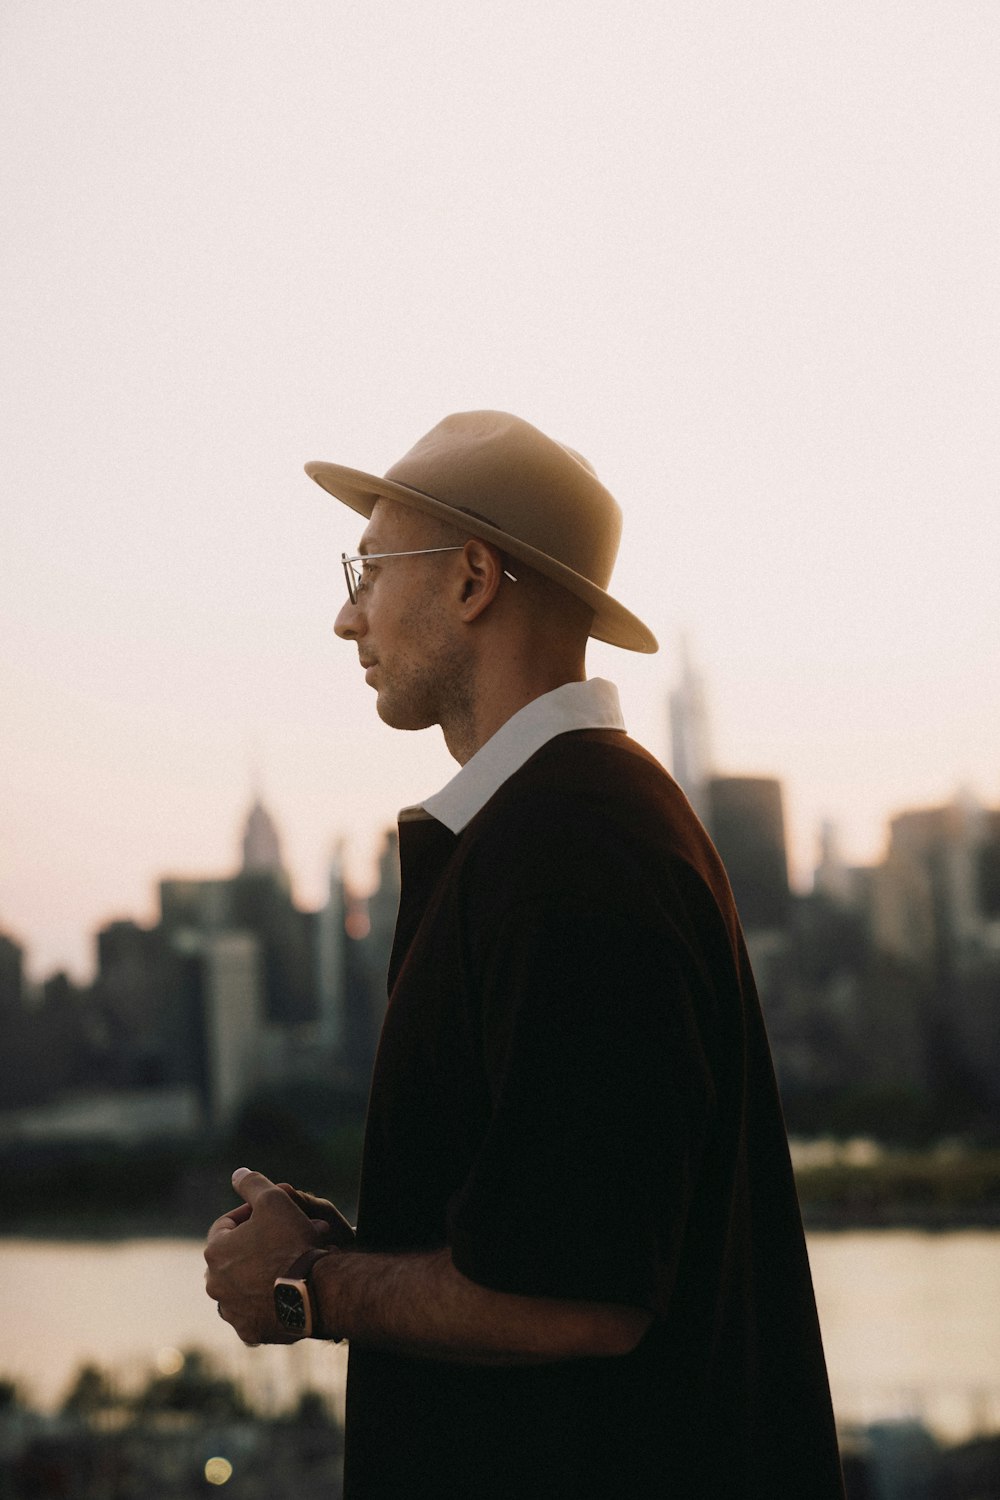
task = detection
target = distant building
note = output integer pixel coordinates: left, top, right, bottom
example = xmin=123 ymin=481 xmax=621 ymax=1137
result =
xmin=159 ymin=877 xmax=234 ymax=934
xmin=668 ymin=636 xmax=713 ymax=822
xmin=316 ymin=842 xmax=349 ymax=1052
xmin=705 ymin=775 xmax=791 ymax=932
xmin=337 ymin=830 xmax=400 ymax=1086
xmin=871 ymin=797 xmax=994 ymax=969
xmin=978 ymin=809 xmax=1000 ymax=922
xmin=159 ymin=868 xmax=317 ymax=1029
xmin=241 ymin=795 xmax=285 ymax=875
xmin=147 ymin=796 xmax=321 ymax=1113
xmin=201 ymin=930 xmax=266 ymax=1126
xmin=813 ymin=821 xmax=854 ymax=908
xmin=0 ymin=929 xmax=24 ymax=1012
xmin=367 ymin=830 xmax=401 ymax=1004
xmin=0 ymin=928 xmax=41 ymax=1109
xmin=94 ymin=919 xmax=168 ymax=1084
xmin=871 ymin=792 xmax=1000 ymax=1102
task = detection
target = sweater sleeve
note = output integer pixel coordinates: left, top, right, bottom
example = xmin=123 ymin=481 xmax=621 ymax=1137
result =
xmin=447 ymin=895 xmax=716 ymax=1311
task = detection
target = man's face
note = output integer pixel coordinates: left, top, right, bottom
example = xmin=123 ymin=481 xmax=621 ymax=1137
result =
xmin=333 ymin=499 xmax=472 ymax=732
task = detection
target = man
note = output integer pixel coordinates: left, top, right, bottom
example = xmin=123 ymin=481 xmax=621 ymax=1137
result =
xmin=205 ymin=411 xmax=845 ymax=1497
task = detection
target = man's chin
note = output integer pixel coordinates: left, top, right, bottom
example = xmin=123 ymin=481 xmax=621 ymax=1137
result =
xmin=375 ymin=694 xmax=435 ymax=733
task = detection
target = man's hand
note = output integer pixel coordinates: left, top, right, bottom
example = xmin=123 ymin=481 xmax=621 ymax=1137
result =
xmin=204 ymin=1167 xmax=336 ymax=1345
xmin=279 ymin=1184 xmax=356 ymax=1248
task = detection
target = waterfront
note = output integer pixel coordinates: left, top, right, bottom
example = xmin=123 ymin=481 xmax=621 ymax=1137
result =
xmin=0 ymin=1238 xmax=349 ymax=1424
xmin=2 ymin=1232 xmax=999 ymax=1442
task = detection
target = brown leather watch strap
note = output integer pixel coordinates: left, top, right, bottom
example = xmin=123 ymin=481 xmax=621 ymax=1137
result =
xmin=281 ymin=1247 xmax=331 ymax=1281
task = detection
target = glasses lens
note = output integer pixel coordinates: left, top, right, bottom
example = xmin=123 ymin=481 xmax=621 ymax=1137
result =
xmin=341 ymin=554 xmax=358 ymax=605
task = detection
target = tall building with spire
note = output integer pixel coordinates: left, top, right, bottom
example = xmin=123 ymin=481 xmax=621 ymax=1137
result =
xmin=241 ymin=796 xmax=285 ymax=875
xmin=668 ymin=635 xmax=713 ymax=821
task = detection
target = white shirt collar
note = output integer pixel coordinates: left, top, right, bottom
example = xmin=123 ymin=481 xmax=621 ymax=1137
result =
xmin=404 ymin=678 xmax=625 ymax=835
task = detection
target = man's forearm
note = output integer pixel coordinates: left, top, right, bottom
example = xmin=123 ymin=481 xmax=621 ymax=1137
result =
xmin=311 ymin=1245 xmax=651 ymax=1364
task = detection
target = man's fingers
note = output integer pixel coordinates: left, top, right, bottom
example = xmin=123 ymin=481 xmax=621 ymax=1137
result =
xmin=285 ymin=1186 xmax=356 ymax=1246
xmin=286 ymin=1186 xmax=336 ymax=1215
xmin=206 ymin=1212 xmax=241 ymax=1243
xmin=230 ymin=1166 xmax=278 ymax=1207
xmin=205 ymin=1196 xmax=251 ymax=1246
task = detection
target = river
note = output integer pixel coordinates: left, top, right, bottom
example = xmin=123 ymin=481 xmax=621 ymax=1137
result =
xmin=2 ymin=1232 xmax=999 ymax=1441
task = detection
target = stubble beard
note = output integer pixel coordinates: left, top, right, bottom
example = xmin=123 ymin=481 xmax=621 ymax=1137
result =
xmin=375 ymin=598 xmax=476 ymax=745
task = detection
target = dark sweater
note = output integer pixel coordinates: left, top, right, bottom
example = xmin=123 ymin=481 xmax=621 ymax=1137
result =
xmin=343 ymin=730 xmax=844 ymax=1499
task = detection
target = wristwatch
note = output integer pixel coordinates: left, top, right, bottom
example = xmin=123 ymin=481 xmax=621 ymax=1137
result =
xmin=273 ymin=1248 xmax=334 ymax=1339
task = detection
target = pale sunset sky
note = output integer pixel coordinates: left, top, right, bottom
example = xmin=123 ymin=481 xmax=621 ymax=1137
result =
xmin=2 ymin=1 xmax=998 ymax=980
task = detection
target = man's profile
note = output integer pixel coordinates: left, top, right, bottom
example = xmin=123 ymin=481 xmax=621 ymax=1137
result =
xmin=205 ymin=410 xmax=845 ymax=1497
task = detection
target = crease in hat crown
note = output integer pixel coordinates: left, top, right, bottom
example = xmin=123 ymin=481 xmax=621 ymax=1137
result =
xmin=305 ymin=410 xmax=658 ymax=653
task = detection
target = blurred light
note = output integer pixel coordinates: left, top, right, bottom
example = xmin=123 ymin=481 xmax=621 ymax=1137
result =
xmin=155 ymin=1347 xmax=184 ymax=1375
xmin=205 ymin=1457 xmax=233 ymax=1485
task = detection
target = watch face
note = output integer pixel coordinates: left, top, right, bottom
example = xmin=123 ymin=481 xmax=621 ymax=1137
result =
xmin=274 ymin=1281 xmax=308 ymax=1332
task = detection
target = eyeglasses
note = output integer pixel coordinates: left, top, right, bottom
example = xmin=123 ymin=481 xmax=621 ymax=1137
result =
xmin=341 ymin=547 xmax=463 ymax=605
xmin=341 ymin=548 xmax=518 ymax=605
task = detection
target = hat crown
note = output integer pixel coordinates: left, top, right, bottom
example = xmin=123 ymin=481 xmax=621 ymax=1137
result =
xmin=384 ymin=411 xmax=622 ymax=592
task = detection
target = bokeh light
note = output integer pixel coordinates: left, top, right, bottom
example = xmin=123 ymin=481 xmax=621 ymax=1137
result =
xmin=204 ymin=1456 xmax=233 ymax=1486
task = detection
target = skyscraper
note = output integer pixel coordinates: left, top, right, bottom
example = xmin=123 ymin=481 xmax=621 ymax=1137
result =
xmin=814 ymin=820 xmax=853 ymax=907
xmin=705 ymin=775 xmax=791 ymax=931
xmin=668 ymin=635 xmax=713 ymax=821
xmin=316 ymin=841 xmax=349 ymax=1052
xmin=0 ymin=930 xmax=24 ymax=1013
xmin=241 ymin=795 xmax=284 ymax=875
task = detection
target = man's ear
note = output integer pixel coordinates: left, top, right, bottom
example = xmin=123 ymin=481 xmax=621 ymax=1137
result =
xmin=456 ymin=540 xmax=504 ymax=622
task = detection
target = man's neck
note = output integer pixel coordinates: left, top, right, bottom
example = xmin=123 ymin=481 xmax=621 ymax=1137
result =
xmin=442 ymin=668 xmax=588 ymax=766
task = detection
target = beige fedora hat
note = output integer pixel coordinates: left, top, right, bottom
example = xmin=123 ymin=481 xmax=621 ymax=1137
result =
xmin=305 ymin=410 xmax=657 ymax=653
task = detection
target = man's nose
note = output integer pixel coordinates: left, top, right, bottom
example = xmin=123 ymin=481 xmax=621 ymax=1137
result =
xmin=334 ymin=599 xmax=363 ymax=640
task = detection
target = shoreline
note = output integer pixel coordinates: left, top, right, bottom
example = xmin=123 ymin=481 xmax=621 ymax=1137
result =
xmin=3 ymin=1201 xmax=1000 ymax=1244
xmin=3 ymin=1147 xmax=998 ymax=1240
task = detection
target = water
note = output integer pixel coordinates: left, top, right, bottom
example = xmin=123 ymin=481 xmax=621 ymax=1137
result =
xmin=2 ymin=1233 xmax=999 ymax=1441
xmin=0 ymin=1237 xmax=350 ymax=1423
xmin=808 ymin=1231 xmax=1000 ymax=1440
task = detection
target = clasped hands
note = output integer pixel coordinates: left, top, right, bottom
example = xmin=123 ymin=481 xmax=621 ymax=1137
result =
xmin=204 ymin=1166 xmax=354 ymax=1345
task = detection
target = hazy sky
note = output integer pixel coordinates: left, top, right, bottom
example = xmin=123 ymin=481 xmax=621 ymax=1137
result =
xmin=3 ymin=1 xmax=998 ymax=980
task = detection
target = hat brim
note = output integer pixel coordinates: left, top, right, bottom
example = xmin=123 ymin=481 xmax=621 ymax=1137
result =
xmin=306 ymin=460 xmax=658 ymax=654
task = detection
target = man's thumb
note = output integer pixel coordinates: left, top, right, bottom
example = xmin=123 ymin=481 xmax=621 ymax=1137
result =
xmin=231 ymin=1166 xmax=275 ymax=1204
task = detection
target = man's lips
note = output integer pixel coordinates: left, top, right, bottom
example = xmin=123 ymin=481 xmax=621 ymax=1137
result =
xmin=359 ymin=657 xmax=378 ymax=684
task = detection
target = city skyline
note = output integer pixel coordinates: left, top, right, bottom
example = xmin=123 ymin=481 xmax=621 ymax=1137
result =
xmin=3 ymin=3 xmax=997 ymax=980
xmin=5 ymin=709 xmax=997 ymax=1153
xmin=4 ymin=683 xmax=995 ymax=985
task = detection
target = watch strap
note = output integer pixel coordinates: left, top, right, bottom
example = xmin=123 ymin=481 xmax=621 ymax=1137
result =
xmin=282 ymin=1247 xmax=331 ymax=1282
